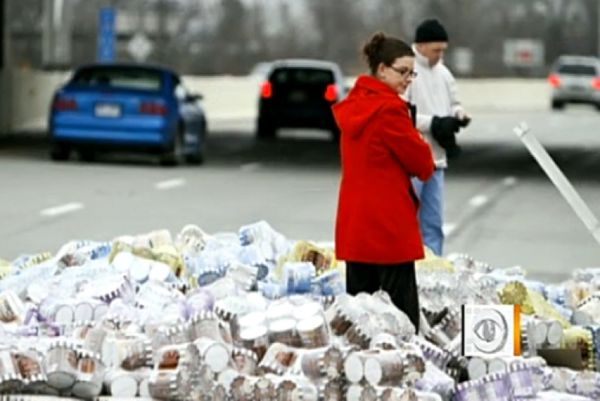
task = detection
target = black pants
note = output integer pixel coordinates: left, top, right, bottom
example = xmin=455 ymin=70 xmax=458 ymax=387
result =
xmin=346 ymin=261 xmax=420 ymax=334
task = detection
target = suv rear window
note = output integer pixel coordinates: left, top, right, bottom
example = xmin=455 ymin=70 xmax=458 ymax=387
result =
xmin=72 ymin=67 xmax=164 ymax=91
xmin=557 ymin=64 xmax=597 ymax=76
xmin=271 ymin=68 xmax=334 ymax=86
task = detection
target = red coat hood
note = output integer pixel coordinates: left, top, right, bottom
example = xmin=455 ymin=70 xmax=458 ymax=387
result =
xmin=333 ymin=75 xmax=403 ymax=138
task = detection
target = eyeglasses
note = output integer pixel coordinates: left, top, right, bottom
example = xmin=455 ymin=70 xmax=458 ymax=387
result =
xmin=389 ymin=65 xmax=418 ymax=78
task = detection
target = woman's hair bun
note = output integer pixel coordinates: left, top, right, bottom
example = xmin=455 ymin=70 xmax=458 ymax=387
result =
xmin=363 ymin=32 xmax=386 ymax=59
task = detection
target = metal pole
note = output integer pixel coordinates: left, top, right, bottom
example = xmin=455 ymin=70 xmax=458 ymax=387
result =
xmin=514 ymin=123 xmax=600 ymax=246
xmin=0 ymin=0 xmax=11 ymax=134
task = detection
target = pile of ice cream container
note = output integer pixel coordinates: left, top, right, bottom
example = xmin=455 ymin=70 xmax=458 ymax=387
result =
xmin=1 ymin=221 xmax=600 ymax=400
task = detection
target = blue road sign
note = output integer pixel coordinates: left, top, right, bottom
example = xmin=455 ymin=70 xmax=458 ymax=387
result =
xmin=97 ymin=7 xmax=116 ymax=62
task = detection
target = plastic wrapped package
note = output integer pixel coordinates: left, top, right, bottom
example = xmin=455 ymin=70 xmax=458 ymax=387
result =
xmin=416 ymin=361 xmax=454 ymax=399
xmin=176 ymin=224 xmax=211 ymax=255
xmin=278 ymin=241 xmax=338 ymax=277
xmin=239 ymin=221 xmax=290 ymax=257
xmin=499 ymin=281 xmax=571 ymax=328
xmin=311 ymin=269 xmax=345 ymax=296
xmin=0 ymin=261 xmax=58 ymax=299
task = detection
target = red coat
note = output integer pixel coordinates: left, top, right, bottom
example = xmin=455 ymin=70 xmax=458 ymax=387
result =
xmin=333 ymin=75 xmax=435 ymax=264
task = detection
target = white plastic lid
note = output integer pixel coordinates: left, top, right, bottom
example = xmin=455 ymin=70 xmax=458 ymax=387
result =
xmin=112 ymin=252 xmax=135 ymax=273
xmin=130 ymin=259 xmax=150 ymax=283
xmin=240 ymin=325 xmax=268 ymax=340
xmin=93 ymin=303 xmax=109 ymax=321
xmin=238 ymin=311 xmax=267 ymax=329
xmin=546 ymin=321 xmax=563 ymax=345
xmin=296 ymin=315 xmax=324 ymax=333
xmin=346 ymin=384 xmax=362 ymax=401
xmin=204 ymin=342 xmax=230 ymax=373
xmin=74 ymin=302 xmax=94 ymax=322
xmin=149 ymin=261 xmax=172 ymax=282
xmin=533 ymin=322 xmax=548 ymax=344
xmin=364 ymin=357 xmax=383 ymax=385
xmin=266 ymin=302 xmax=293 ymax=321
xmin=343 ymin=354 xmax=363 ymax=383
xmin=269 ymin=318 xmax=297 ymax=333
xmin=488 ymin=358 xmax=507 ymax=373
xmin=54 ymin=304 xmax=74 ymax=325
xmin=467 ymin=357 xmax=487 ymax=379
xmin=218 ymin=368 xmax=240 ymax=388
xmin=110 ymin=373 xmax=138 ymax=397
xmin=293 ymin=302 xmax=322 ymax=321
xmin=26 ymin=282 xmax=49 ymax=304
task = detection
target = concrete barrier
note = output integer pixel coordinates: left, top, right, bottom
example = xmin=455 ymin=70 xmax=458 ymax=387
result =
xmin=0 ymin=69 xmax=551 ymax=135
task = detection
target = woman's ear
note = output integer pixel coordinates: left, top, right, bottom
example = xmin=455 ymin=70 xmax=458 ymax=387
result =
xmin=376 ymin=62 xmax=386 ymax=80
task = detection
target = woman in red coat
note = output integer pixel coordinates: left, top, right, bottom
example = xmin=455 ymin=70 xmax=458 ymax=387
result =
xmin=333 ymin=32 xmax=435 ymax=332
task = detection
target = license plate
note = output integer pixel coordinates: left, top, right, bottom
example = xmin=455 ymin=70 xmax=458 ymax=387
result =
xmin=289 ymin=91 xmax=307 ymax=102
xmin=95 ymin=103 xmax=121 ymax=118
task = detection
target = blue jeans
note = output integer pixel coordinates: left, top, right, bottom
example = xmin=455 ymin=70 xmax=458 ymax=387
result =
xmin=412 ymin=169 xmax=444 ymax=256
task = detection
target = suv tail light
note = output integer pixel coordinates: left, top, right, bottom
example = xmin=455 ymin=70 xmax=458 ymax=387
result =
xmin=548 ymin=74 xmax=561 ymax=88
xmin=324 ymin=84 xmax=339 ymax=102
xmin=260 ymin=81 xmax=273 ymax=99
xmin=592 ymin=77 xmax=600 ymax=90
xmin=53 ymin=97 xmax=78 ymax=111
xmin=140 ymin=101 xmax=167 ymax=115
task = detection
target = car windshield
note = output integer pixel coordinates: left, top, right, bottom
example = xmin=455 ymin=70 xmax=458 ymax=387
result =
xmin=271 ymin=68 xmax=334 ymax=85
xmin=71 ymin=67 xmax=164 ymax=91
xmin=557 ymin=64 xmax=597 ymax=76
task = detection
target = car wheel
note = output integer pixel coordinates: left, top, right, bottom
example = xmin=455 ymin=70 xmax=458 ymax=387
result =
xmin=186 ymin=123 xmax=206 ymax=165
xmin=595 ymin=103 xmax=600 ymax=112
xmin=160 ymin=126 xmax=184 ymax=167
xmin=78 ymin=149 xmax=96 ymax=162
xmin=256 ymin=118 xmax=276 ymax=140
xmin=552 ymin=100 xmax=565 ymax=110
xmin=50 ymin=144 xmax=70 ymax=161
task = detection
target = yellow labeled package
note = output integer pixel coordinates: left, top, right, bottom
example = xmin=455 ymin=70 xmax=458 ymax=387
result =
xmin=500 ymin=281 xmax=570 ymax=328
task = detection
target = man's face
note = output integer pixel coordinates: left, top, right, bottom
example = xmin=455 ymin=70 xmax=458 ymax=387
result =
xmin=417 ymin=42 xmax=448 ymax=66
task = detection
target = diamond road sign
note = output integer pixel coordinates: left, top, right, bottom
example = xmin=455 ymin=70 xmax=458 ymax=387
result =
xmin=128 ymin=33 xmax=153 ymax=62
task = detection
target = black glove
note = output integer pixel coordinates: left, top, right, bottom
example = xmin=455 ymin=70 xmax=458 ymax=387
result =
xmin=457 ymin=116 xmax=471 ymax=128
xmin=431 ymin=116 xmax=459 ymax=144
xmin=431 ymin=116 xmax=461 ymax=159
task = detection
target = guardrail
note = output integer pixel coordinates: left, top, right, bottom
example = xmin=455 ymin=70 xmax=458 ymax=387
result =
xmin=0 ymin=69 xmax=551 ymax=135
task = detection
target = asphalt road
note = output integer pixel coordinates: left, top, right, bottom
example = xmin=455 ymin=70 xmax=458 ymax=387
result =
xmin=1 ymin=106 xmax=599 ymax=283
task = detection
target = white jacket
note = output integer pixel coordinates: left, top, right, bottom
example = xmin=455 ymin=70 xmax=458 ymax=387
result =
xmin=405 ymin=46 xmax=464 ymax=169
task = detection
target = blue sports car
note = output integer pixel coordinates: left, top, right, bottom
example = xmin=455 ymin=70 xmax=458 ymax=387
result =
xmin=49 ymin=63 xmax=207 ymax=165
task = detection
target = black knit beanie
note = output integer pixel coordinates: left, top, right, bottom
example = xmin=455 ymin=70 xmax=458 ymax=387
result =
xmin=415 ymin=19 xmax=449 ymax=43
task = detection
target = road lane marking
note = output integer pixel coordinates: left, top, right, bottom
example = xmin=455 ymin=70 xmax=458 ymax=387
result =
xmin=468 ymin=195 xmax=489 ymax=207
xmin=503 ymin=176 xmax=517 ymax=186
xmin=40 ymin=202 xmax=84 ymax=217
xmin=241 ymin=162 xmax=261 ymax=172
xmin=443 ymin=223 xmax=457 ymax=236
xmin=155 ymin=178 xmax=186 ymax=190
xmin=445 ymin=176 xmax=519 ymax=242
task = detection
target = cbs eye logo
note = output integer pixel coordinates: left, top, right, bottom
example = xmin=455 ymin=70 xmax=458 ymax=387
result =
xmin=471 ymin=309 xmax=509 ymax=354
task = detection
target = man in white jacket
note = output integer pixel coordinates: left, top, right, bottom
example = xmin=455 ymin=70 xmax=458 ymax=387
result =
xmin=405 ymin=19 xmax=470 ymax=256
